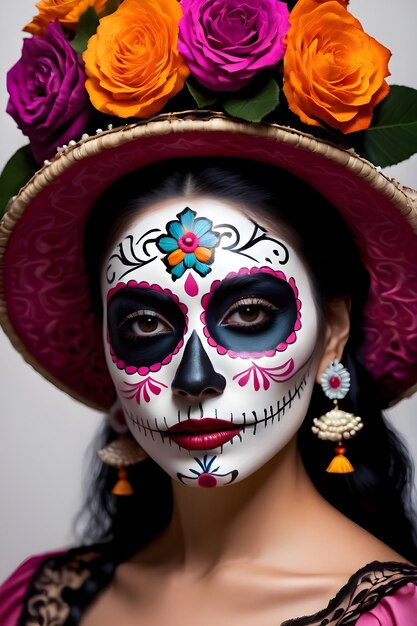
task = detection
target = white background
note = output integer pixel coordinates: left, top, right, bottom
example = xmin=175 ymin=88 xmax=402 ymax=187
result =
xmin=1 ymin=0 xmax=417 ymax=583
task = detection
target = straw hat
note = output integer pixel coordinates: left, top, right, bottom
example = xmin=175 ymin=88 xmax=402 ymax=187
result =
xmin=1 ymin=0 xmax=417 ymax=411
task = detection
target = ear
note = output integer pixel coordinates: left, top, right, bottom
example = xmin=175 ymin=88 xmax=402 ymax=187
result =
xmin=108 ymin=398 xmax=130 ymax=434
xmin=316 ymin=298 xmax=351 ymax=384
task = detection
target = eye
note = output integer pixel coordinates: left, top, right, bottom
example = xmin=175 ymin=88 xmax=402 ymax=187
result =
xmin=120 ymin=309 xmax=173 ymax=339
xmin=107 ymin=287 xmax=186 ymax=368
xmin=205 ymin=274 xmax=298 ymax=353
xmin=221 ymin=297 xmax=278 ymax=330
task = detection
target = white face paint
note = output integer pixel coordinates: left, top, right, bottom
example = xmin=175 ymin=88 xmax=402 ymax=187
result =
xmin=102 ymin=198 xmax=322 ymax=488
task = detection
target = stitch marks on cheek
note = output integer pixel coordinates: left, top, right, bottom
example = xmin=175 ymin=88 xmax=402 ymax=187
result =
xmin=123 ymin=365 xmax=310 ymax=450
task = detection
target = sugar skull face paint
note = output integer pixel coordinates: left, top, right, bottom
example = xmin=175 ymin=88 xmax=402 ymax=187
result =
xmin=102 ymin=198 xmax=322 ymax=487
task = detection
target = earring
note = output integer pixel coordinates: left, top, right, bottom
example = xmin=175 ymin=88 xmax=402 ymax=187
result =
xmin=98 ymin=401 xmax=148 ymax=495
xmin=312 ymin=360 xmax=363 ymax=473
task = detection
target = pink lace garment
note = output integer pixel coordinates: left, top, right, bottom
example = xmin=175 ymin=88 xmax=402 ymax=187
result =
xmin=1 ymin=551 xmax=417 ymax=625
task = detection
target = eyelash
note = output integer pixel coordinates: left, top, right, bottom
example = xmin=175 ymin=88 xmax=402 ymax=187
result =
xmin=119 ymin=309 xmax=173 ymax=340
xmin=220 ymin=297 xmax=278 ymax=328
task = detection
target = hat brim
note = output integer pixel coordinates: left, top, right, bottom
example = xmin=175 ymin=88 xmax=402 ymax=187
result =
xmin=1 ymin=112 xmax=417 ymax=410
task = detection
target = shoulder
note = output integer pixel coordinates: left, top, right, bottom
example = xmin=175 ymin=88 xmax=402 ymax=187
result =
xmin=0 ymin=550 xmax=65 ymax=626
xmin=292 ymin=561 xmax=417 ymax=626
xmin=356 ymin=580 xmax=417 ymax=625
xmin=0 ymin=545 xmax=114 ymax=626
xmin=333 ymin=561 xmax=417 ymax=626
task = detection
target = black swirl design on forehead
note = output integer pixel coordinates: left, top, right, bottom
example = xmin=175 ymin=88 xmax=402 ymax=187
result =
xmin=215 ymin=219 xmax=289 ymax=264
xmin=106 ymin=228 xmax=161 ymax=284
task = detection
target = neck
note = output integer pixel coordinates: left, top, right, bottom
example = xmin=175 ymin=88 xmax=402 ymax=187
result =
xmin=165 ymin=438 xmax=329 ymax=575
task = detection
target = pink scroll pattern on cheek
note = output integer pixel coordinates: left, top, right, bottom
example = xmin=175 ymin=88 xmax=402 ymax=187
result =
xmin=200 ymin=266 xmax=302 ymax=359
xmin=233 ymin=358 xmax=294 ymax=391
xmin=106 ymin=279 xmax=188 ymax=375
xmin=119 ymin=377 xmax=168 ymax=404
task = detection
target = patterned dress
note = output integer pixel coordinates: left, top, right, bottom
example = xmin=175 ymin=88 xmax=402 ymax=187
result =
xmin=1 ymin=546 xmax=417 ymax=625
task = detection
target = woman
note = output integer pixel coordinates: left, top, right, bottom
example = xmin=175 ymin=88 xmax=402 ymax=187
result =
xmin=1 ymin=0 xmax=417 ymax=624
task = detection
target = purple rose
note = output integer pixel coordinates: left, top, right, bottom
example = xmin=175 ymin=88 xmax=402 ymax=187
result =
xmin=6 ymin=21 xmax=91 ymax=164
xmin=178 ymin=0 xmax=290 ymax=92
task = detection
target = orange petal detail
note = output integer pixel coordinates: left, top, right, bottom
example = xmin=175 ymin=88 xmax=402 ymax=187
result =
xmin=194 ymin=247 xmax=212 ymax=262
xmin=168 ymin=249 xmax=185 ymax=266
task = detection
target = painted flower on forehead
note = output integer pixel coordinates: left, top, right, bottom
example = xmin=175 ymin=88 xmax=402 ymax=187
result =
xmin=178 ymin=0 xmax=290 ymax=92
xmin=156 ymin=208 xmax=220 ymax=280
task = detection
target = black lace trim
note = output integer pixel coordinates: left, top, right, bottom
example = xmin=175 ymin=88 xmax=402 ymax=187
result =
xmin=282 ymin=561 xmax=417 ymax=626
xmin=19 ymin=549 xmax=417 ymax=626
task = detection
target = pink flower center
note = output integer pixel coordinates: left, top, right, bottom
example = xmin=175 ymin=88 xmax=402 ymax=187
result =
xmin=197 ymin=473 xmax=217 ymax=488
xmin=178 ymin=232 xmax=199 ymax=252
xmin=329 ymin=376 xmax=341 ymax=389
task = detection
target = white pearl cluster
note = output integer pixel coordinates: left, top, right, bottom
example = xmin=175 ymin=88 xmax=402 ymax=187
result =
xmin=312 ymin=408 xmax=363 ymax=441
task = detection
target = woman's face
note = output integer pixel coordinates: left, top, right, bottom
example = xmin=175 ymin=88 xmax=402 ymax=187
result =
xmin=101 ymin=197 xmax=322 ymax=487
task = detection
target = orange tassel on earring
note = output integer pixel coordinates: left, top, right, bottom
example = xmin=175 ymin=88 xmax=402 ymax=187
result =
xmin=111 ymin=467 xmax=134 ymax=496
xmin=98 ymin=434 xmax=148 ymax=496
xmin=326 ymin=444 xmax=355 ymax=473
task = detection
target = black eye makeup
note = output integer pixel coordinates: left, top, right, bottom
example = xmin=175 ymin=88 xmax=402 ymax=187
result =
xmin=205 ymin=274 xmax=298 ymax=353
xmin=107 ymin=287 xmax=186 ymax=367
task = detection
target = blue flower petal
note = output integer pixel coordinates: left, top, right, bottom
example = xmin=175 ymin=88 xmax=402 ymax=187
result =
xmin=171 ymin=261 xmax=186 ymax=279
xmin=199 ymin=231 xmax=219 ymax=248
xmin=194 ymin=260 xmax=211 ymax=276
xmin=168 ymin=220 xmax=183 ymax=240
xmin=179 ymin=208 xmax=195 ymax=231
xmin=184 ymin=253 xmax=196 ymax=268
xmin=193 ymin=218 xmax=212 ymax=238
xmin=158 ymin=236 xmax=178 ymax=252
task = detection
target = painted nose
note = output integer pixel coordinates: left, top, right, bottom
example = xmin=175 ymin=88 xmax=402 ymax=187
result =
xmin=172 ymin=331 xmax=226 ymax=398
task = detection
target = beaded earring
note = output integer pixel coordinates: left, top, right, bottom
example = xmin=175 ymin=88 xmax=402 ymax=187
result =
xmin=98 ymin=401 xmax=148 ymax=495
xmin=312 ymin=360 xmax=363 ymax=473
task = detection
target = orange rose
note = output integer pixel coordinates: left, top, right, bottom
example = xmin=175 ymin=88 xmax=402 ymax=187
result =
xmin=83 ymin=0 xmax=190 ymax=118
xmin=24 ymin=0 xmax=107 ymax=36
xmin=283 ymin=0 xmax=391 ymax=133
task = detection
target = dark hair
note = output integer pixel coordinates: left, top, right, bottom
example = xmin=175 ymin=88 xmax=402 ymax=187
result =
xmin=80 ymin=157 xmax=417 ymax=564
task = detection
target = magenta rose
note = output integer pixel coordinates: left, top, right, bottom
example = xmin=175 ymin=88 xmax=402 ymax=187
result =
xmin=6 ymin=20 xmax=91 ymax=164
xmin=178 ymin=0 xmax=290 ymax=92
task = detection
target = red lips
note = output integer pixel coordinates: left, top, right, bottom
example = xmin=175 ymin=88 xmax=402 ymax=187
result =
xmin=168 ymin=418 xmax=242 ymax=450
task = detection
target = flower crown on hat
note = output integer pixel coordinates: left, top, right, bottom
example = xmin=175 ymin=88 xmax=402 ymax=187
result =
xmin=1 ymin=0 xmax=417 ymax=214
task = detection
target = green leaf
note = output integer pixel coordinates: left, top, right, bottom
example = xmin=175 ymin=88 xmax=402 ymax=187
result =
xmin=223 ymin=79 xmax=280 ymax=123
xmin=361 ymin=85 xmax=417 ymax=167
xmin=186 ymin=81 xmax=218 ymax=108
xmin=70 ymin=7 xmax=100 ymax=54
xmin=100 ymin=0 xmax=122 ymax=18
xmin=0 ymin=145 xmax=38 ymax=218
